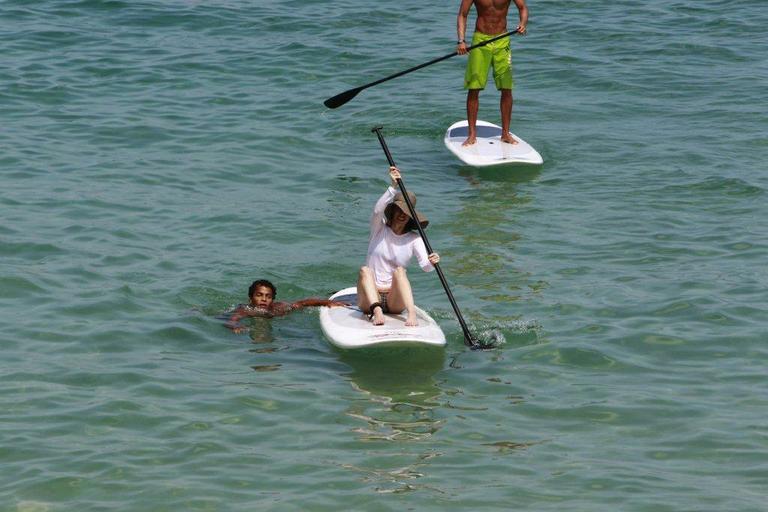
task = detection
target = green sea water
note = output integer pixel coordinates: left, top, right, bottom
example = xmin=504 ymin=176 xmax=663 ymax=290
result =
xmin=1 ymin=0 xmax=767 ymax=510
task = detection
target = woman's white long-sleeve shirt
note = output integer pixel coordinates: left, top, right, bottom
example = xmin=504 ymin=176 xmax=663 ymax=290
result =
xmin=365 ymin=186 xmax=433 ymax=288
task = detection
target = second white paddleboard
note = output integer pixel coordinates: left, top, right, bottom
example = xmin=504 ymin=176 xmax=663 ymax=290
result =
xmin=444 ymin=119 xmax=543 ymax=167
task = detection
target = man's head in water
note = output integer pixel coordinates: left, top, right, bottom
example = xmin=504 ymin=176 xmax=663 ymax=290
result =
xmin=226 ymin=279 xmax=348 ymax=333
xmin=248 ymin=279 xmax=277 ymax=309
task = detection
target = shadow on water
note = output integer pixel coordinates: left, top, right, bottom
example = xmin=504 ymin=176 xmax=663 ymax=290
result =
xmin=445 ymin=164 xmax=548 ymax=307
xmin=245 ymin=318 xmax=275 ymax=345
xmin=240 ymin=320 xmax=280 ymax=368
xmin=457 ymin=163 xmax=542 ymax=185
xmin=337 ymin=346 xmax=446 ymax=442
xmin=215 ymin=310 xmax=276 ymax=346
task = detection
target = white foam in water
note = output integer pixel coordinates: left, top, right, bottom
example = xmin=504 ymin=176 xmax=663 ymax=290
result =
xmin=479 ymin=328 xmax=506 ymax=346
xmin=471 ymin=319 xmax=542 ymax=347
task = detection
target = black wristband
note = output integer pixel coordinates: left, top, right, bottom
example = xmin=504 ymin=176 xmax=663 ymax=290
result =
xmin=457 ymin=39 xmax=465 ymax=44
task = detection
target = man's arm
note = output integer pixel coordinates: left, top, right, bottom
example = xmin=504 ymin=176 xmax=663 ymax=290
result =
xmin=288 ymin=298 xmax=350 ymax=311
xmin=227 ymin=305 xmax=276 ymax=331
xmin=225 ymin=307 xmax=248 ymax=333
xmin=228 ymin=300 xmax=349 ymax=328
xmin=457 ymin=0 xmax=474 ymax=54
xmin=513 ymin=0 xmax=528 ymax=34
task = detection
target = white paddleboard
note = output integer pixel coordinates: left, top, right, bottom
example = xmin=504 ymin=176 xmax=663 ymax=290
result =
xmin=444 ymin=120 xmax=543 ymax=167
xmin=319 ymin=287 xmax=446 ymax=349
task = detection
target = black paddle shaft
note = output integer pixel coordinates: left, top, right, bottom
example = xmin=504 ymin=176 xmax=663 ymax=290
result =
xmin=325 ymin=29 xmax=519 ymax=109
xmin=371 ymin=127 xmax=488 ymax=349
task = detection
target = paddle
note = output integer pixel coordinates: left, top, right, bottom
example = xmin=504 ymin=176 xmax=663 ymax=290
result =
xmin=371 ymin=126 xmax=494 ymax=350
xmin=325 ymin=29 xmax=519 ymax=109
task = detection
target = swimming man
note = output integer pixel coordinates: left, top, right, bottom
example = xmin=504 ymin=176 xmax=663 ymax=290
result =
xmin=226 ymin=279 xmax=348 ymax=333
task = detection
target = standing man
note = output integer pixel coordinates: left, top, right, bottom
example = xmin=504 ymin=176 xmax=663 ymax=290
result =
xmin=457 ymin=0 xmax=528 ymax=146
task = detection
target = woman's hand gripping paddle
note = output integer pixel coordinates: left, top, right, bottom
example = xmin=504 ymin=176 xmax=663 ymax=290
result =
xmin=371 ymin=126 xmax=496 ymax=350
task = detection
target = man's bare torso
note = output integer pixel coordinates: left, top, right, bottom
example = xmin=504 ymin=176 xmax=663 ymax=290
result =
xmin=473 ymin=0 xmax=511 ymax=35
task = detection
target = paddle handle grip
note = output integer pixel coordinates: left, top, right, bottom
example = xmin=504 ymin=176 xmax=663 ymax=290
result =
xmin=371 ymin=127 xmax=482 ymax=348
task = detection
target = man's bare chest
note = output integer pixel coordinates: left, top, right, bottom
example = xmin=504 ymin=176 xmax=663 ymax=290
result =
xmin=475 ymin=0 xmax=511 ymax=12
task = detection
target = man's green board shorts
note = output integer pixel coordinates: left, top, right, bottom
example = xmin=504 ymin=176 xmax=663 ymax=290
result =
xmin=464 ymin=31 xmax=514 ymax=90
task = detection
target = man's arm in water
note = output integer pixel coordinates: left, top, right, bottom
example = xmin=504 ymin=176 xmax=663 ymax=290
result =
xmin=277 ymin=298 xmax=349 ymax=315
xmin=228 ymin=299 xmax=349 ymax=331
xmin=225 ymin=307 xmax=248 ymax=333
xmin=226 ymin=305 xmax=274 ymax=333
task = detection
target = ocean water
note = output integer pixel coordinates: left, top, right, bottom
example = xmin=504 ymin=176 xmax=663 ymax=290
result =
xmin=1 ymin=0 xmax=767 ymax=510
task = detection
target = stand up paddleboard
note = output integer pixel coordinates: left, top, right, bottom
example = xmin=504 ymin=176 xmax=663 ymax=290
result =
xmin=444 ymin=120 xmax=543 ymax=167
xmin=319 ymin=287 xmax=446 ymax=349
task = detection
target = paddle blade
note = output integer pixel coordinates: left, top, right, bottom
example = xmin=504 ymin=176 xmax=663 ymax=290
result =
xmin=468 ymin=338 xmax=496 ymax=350
xmin=466 ymin=333 xmax=501 ymax=350
xmin=324 ymin=87 xmax=362 ymax=109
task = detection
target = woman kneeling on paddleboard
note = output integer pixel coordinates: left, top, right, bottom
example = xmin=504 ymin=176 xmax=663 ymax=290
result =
xmin=358 ymin=166 xmax=440 ymax=326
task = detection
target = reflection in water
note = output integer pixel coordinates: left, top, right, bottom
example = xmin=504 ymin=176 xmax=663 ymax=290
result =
xmin=482 ymin=440 xmax=539 ymax=452
xmin=245 ymin=317 xmax=274 ymax=344
xmin=340 ymin=452 xmax=447 ymax=495
xmin=446 ymin=165 xmax=548 ymax=346
xmin=457 ymin=163 xmax=542 ymax=185
xmin=236 ymin=317 xmax=278 ymax=366
xmin=338 ymin=347 xmax=448 ymax=494
xmin=339 ymin=347 xmax=445 ymax=442
xmin=250 ymin=364 xmax=281 ymax=372
xmin=449 ymin=171 xmax=535 ymax=294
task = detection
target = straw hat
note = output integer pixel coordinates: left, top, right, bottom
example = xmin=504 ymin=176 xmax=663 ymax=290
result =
xmin=384 ymin=191 xmax=429 ymax=231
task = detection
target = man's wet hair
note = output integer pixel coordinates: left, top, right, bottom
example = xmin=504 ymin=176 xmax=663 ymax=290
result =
xmin=248 ymin=279 xmax=276 ymax=299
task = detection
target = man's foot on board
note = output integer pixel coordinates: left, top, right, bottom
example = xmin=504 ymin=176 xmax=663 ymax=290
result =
xmin=501 ymin=133 xmax=519 ymax=145
xmin=461 ymin=136 xmax=477 ymax=147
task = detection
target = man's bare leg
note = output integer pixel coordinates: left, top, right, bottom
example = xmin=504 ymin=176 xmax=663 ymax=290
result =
xmin=386 ymin=267 xmax=418 ymax=326
xmin=463 ymin=89 xmax=481 ymax=146
xmin=500 ymin=89 xmax=518 ymax=144
xmin=357 ymin=266 xmax=384 ymax=325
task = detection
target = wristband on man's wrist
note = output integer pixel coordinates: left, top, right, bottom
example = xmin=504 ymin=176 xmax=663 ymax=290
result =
xmin=457 ymin=39 xmax=465 ymax=44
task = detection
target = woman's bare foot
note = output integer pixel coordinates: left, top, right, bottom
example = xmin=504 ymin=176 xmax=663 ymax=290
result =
xmin=371 ymin=306 xmax=385 ymax=326
xmin=405 ymin=311 xmax=419 ymax=327
xmin=462 ymin=136 xmax=477 ymax=146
